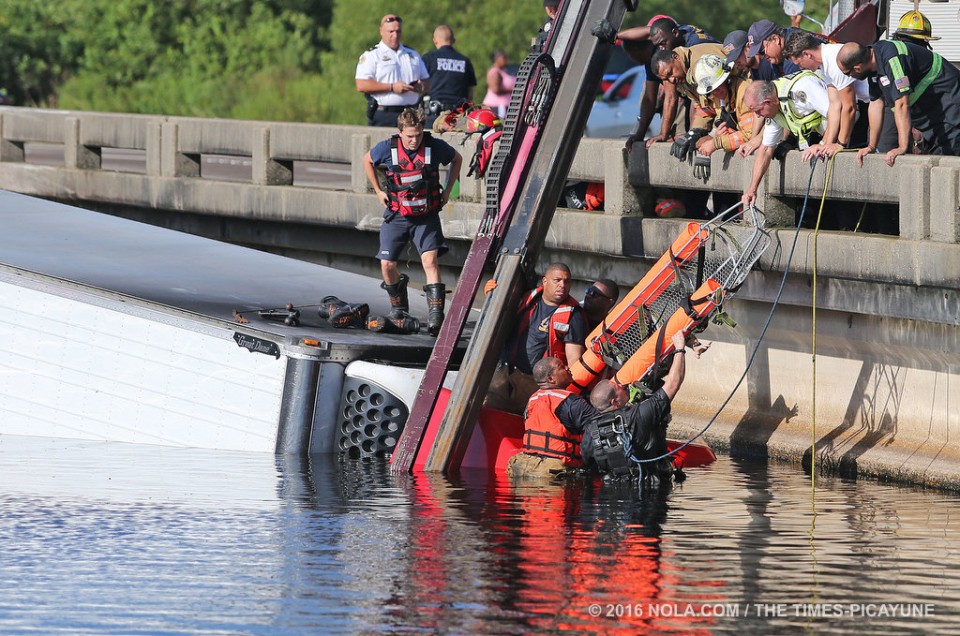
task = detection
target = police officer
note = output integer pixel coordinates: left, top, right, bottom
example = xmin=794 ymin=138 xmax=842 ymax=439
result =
xmin=838 ymin=40 xmax=960 ymax=166
xmin=739 ymin=74 xmax=830 ymax=208
xmin=355 ymin=14 xmax=430 ymax=127
xmin=421 ymin=25 xmax=476 ymax=128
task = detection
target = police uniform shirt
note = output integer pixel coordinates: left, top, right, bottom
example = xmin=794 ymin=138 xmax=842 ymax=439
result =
xmin=761 ymin=73 xmax=830 ymax=147
xmin=644 ymin=24 xmax=718 ymax=87
xmin=356 ymin=40 xmax=430 ymax=107
xmin=422 ymin=45 xmax=476 ymax=106
xmin=870 ymin=39 xmax=960 ymax=153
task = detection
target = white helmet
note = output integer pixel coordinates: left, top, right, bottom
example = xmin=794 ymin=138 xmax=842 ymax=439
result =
xmin=693 ymin=54 xmax=730 ymax=95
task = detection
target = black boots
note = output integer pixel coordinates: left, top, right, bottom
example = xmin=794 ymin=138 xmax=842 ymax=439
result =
xmin=380 ymin=273 xmax=410 ymax=314
xmin=318 ymin=295 xmax=369 ymax=328
xmin=366 ymin=312 xmax=421 ymax=334
xmin=424 ymin=283 xmax=446 ymax=336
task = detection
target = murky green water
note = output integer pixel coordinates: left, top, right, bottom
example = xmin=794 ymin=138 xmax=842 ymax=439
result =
xmin=0 ymin=435 xmax=957 ymax=634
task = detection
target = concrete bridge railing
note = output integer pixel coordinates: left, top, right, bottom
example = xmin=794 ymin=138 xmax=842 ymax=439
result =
xmin=0 ymin=106 xmax=958 ymax=488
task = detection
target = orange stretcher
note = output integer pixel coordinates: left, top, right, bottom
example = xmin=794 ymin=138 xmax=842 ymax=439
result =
xmin=567 ymin=204 xmax=771 ymax=394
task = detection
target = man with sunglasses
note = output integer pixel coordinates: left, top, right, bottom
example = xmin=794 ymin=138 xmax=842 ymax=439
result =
xmin=581 ymin=279 xmax=620 ymax=332
xmin=356 ymin=14 xmax=430 ymax=127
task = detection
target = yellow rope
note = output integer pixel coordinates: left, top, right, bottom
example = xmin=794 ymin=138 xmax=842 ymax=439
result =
xmin=811 ymin=148 xmax=856 ymax=503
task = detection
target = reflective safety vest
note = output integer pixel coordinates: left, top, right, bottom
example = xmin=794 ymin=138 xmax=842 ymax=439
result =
xmin=516 ymin=287 xmax=581 ymax=364
xmin=523 ymin=389 xmax=583 ymax=467
xmin=890 ymin=39 xmax=943 ymax=107
xmin=774 ymin=70 xmax=825 ymax=149
xmin=387 ymin=133 xmax=443 ymax=217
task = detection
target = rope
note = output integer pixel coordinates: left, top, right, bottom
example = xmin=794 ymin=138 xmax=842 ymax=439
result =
xmin=810 ymin=148 xmax=856 ymax=500
xmin=633 ymin=158 xmax=822 ymax=465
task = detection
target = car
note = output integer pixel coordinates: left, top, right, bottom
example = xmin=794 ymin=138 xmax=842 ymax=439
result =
xmin=584 ymin=65 xmax=661 ymax=139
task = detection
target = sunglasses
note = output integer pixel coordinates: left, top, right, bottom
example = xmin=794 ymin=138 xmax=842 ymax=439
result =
xmin=382 ymin=16 xmax=402 ymax=24
xmin=585 ymin=286 xmax=612 ymax=301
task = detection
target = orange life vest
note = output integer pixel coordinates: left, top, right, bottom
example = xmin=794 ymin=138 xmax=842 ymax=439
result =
xmin=515 ymin=287 xmax=580 ymax=365
xmin=387 ymin=133 xmax=443 ymax=217
xmin=522 ymin=388 xmax=583 ymax=467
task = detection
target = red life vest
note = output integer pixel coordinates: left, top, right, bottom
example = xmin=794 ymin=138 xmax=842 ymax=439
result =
xmin=522 ymin=388 xmax=583 ymax=467
xmin=387 ymin=133 xmax=443 ymax=218
xmin=515 ymin=287 xmax=580 ymax=365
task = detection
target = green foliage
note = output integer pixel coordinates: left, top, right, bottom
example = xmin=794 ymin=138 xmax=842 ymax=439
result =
xmin=0 ymin=0 xmax=849 ymax=121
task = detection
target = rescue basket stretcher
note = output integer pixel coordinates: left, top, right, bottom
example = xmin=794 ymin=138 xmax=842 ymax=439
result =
xmin=569 ymin=204 xmax=771 ymax=392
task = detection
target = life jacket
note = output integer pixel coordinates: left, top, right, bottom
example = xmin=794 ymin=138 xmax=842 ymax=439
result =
xmin=387 ymin=133 xmax=442 ymax=217
xmin=773 ymin=70 xmax=825 ymax=149
xmin=467 ymin=126 xmax=503 ymax=179
xmin=522 ymin=388 xmax=583 ymax=467
xmin=515 ymin=287 xmax=581 ymax=364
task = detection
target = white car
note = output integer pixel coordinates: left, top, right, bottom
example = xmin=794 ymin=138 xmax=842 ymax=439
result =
xmin=584 ymin=65 xmax=662 ymax=139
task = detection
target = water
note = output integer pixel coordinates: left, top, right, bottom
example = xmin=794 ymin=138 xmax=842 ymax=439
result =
xmin=1 ymin=435 xmax=958 ymax=635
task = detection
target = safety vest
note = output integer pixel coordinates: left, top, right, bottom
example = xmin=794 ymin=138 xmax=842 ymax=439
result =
xmin=387 ymin=133 xmax=442 ymax=217
xmin=773 ymin=70 xmax=825 ymax=148
xmin=523 ymin=389 xmax=583 ymax=466
xmin=516 ymin=287 xmax=581 ymax=364
xmin=890 ymin=40 xmax=943 ymax=107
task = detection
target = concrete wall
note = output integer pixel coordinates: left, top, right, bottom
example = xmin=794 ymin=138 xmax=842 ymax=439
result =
xmin=1 ymin=106 xmax=958 ymax=488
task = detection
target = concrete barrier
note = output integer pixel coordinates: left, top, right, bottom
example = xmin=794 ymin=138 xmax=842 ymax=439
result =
xmin=0 ymin=106 xmax=957 ymax=488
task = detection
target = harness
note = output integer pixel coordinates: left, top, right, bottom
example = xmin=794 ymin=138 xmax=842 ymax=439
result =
xmin=387 ymin=133 xmax=442 ymax=217
xmin=889 ymin=40 xmax=943 ymax=107
xmin=587 ymin=411 xmax=636 ymax=477
xmin=773 ymin=70 xmax=825 ymax=149
xmin=467 ymin=126 xmax=503 ymax=178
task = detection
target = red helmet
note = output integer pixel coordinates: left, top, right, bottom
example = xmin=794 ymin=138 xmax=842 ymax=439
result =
xmin=466 ymin=107 xmax=502 ymax=133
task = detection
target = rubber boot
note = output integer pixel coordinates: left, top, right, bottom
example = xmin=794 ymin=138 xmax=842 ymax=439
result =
xmin=424 ymin=283 xmax=446 ymax=336
xmin=380 ymin=273 xmax=410 ymax=315
xmin=318 ymin=295 xmax=347 ymax=320
xmin=366 ymin=311 xmax=421 ymax=334
xmin=328 ymin=302 xmax=369 ymax=328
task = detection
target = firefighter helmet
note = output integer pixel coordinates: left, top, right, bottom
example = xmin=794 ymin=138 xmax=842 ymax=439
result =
xmin=465 ymin=107 xmax=502 ymax=133
xmin=693 ymin=54 xmax=730 ymax=95
xmin=894 ymin=10 xmax=939 ymax=41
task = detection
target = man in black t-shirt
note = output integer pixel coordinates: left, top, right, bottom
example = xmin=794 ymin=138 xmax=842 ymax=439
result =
xmin=421 ymin=25 xmax=477 ymax=127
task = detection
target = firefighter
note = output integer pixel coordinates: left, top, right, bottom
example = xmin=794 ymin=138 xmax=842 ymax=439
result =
xmin=507 ymin=356 xmax=595 ymax=479
xmin=838 ymin=40 xmax=960 ymax=166
xmin=362 ymin=108 xmax=462 ymax=335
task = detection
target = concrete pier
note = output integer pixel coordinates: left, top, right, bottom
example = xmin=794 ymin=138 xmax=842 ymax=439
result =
xmin=0 ymin=106 xmax=957 ymax=488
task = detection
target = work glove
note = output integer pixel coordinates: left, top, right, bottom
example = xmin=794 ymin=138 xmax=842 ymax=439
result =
xmin=692 ymin=155 xmax=711 ymax=181
xmin=669 ymin=129 xmax=707 ymax=162
xmin=483 ymin=279 xmax=498 ymax=295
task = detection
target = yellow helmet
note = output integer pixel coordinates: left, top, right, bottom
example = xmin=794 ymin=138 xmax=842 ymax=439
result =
xmin=895 ymin=10 xmax=940 ymax=41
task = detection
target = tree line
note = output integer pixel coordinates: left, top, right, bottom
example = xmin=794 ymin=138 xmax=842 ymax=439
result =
xmin=0 ymin=0 xmax=823 ymax=123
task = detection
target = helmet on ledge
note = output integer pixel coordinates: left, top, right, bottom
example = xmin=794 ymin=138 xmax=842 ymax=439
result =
xmin=465 ymin=107 xmax=502 ymax=133
xmin=894 ymin=10 xmax=940 ymax=42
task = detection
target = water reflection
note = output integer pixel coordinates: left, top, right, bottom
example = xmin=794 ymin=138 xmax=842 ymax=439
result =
xmin=0 ymin=437 xmax=958 ymax=634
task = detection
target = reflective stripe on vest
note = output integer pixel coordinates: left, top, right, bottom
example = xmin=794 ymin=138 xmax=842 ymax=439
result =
xmin=891 ymin=40 xmax=943 ymax=107
xmin=773 ymin=70 xmax=824 ymax=147
xmin=515 ymin=287 xmax=581 ymax=365
xmin=523 ymin=389 xmax=583 ymax=466
xmin=387 ymin=134 xmax=442 ymax=217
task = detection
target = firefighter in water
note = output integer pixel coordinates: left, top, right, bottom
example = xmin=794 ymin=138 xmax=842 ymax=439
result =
xmin=362 ymin=107 xmax=462 ymax=335
xmin=507 ymin=356 xmax=595 ymax=479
